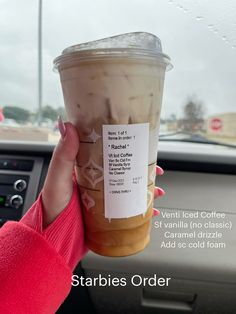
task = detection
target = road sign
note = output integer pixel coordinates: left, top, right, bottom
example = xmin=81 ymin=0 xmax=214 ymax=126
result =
xmin=210 ymin=118 xmax=222 ymax=131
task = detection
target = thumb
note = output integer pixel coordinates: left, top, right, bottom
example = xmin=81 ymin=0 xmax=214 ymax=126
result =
xmin=42 ymin=117 xmax=80 ymax=226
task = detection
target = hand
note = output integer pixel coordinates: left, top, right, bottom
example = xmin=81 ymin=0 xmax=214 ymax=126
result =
xmin=42 ymin=117 xmax=80 ymax=227
xmin=42 ymin=117 xmax=165 ymax=226
xmin=153 ymin=166 xmax=165 ymax=216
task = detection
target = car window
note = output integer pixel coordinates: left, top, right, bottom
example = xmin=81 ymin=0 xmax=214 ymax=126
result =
xmin=0 ymin=0 xmax=235 ymax=147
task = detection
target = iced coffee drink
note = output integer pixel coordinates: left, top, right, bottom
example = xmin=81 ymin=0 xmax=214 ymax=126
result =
xmin=54 ymin=32 xmax=171 ymax=256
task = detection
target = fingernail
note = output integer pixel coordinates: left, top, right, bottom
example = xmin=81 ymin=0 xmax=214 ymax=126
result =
xmin=156 ymin=166 xmax=164 ymax=175
xmin=157 ymin=187 xmax=165 ymax=196
xmin=154 ymin=187 xmax=165 ymax=198
xmin=153 ymin=208 xmax=160 ymax=216
xmin=58 ymin=115 xmax=66 ymax=139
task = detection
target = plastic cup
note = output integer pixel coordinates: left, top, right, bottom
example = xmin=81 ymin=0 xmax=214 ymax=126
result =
xmin=54 ymin=32 xmax=171 ymax=257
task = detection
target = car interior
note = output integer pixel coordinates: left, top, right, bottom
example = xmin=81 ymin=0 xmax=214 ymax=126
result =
xmin=0 ymin=140 xmax=235 ymax=313
xmin=0 ymin=1 xmax=236 ymax=313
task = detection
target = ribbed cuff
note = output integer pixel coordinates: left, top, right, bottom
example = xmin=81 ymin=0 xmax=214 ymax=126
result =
xmin=21 ymin=181 xmax=88 ymax=271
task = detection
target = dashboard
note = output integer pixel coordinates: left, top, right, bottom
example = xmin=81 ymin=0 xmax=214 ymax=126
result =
xmin=0 ymin=156 xmax=43 ymax=225
xmin=0 ymin=140 xmax=236 ymax=314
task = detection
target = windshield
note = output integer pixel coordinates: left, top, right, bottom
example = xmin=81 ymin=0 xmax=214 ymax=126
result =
xmin=0 ymin=0 xmax=236 ymax=147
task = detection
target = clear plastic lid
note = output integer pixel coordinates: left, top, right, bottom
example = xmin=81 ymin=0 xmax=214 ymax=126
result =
xmin=54 ymin=32 xmax=172 ymax=71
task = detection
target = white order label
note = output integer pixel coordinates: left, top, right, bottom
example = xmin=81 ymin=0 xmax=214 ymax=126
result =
xmin=103 ymin=123 xmax=149 ymax=219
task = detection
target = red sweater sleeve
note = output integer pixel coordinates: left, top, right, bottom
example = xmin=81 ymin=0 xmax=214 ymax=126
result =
xmin=21 ymin=179 xmax=87 ymax=270
xmin=0 ymin=221 xmax=71 ymax=314
xmin=0 ymin=180 xmax=87 ymax=313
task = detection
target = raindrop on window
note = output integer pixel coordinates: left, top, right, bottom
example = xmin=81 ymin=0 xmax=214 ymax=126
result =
xmin=196 ymin=16 xmax=204 ymax=21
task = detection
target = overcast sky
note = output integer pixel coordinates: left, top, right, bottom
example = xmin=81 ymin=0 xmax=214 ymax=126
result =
xmin=0 ymin=0 xmax=235 ymax=119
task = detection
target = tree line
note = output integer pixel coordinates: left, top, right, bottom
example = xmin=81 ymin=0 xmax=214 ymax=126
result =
xmin=2 ymin=105 xmax=67 ymax=124
xmin=2 ymin=98 xmax=206 ymax=132
xmin=166 ymin=98 xmax=206 ymax=132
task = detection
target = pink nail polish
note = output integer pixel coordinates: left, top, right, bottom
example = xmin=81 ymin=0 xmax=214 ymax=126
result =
xmin=156 ymin=166 xmax=164 ymax=175
xmin=58 ymin=115 xmax=66 ymax=139
xmin=158 ymin=187 xmax=165 ymax=196
xmin=153 ymin=209 xmax=160 ymax=216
